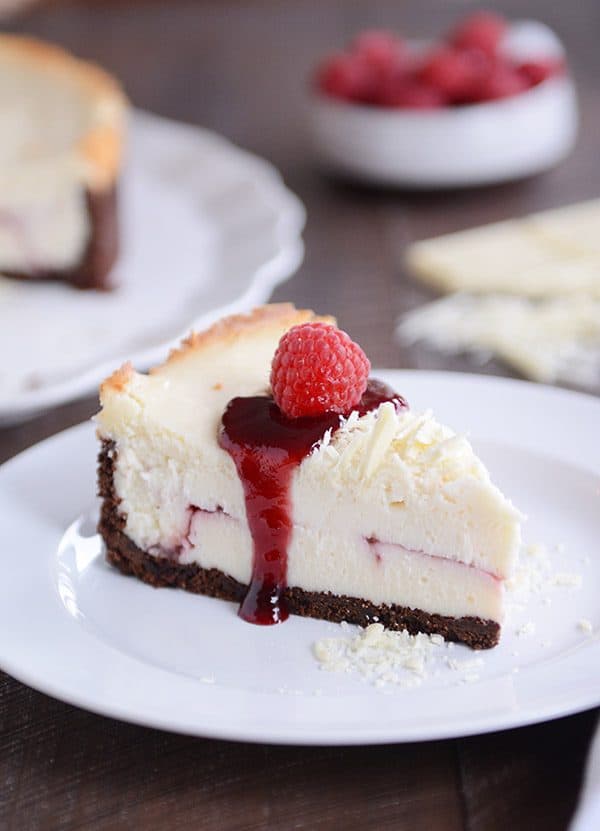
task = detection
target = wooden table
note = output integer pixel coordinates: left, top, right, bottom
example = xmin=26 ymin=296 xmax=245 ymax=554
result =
xmin=1 ymin=1 xmax=598 ymax=828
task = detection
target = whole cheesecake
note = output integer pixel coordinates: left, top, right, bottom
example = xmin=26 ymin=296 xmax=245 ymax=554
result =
xmin=0 ymin=34 xmax=127 ymax=289
xmin=96 ymin=304 xmax=522 ymax=648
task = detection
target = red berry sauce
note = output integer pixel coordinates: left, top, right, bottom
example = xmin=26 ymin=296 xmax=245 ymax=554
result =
xmin=219 ymin=379 xmax=407 ymax=625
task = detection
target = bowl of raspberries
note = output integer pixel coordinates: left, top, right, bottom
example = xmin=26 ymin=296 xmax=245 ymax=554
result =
xmin=309 ymin=12 xmax=578 ymax=187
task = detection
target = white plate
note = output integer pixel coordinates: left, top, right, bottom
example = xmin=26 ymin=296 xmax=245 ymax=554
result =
xmin=0 ymin=371 xmax=598 ymax=745
xmin=0 ymin=110 xmax=304 ymax=424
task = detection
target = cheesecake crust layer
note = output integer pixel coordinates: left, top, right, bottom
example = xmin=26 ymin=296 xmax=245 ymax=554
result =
xmin=98 ymin=441 xmax=500 ymax=649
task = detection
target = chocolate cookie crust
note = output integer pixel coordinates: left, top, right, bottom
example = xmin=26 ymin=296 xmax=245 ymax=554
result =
xmin=98 ymin=440 xmax=500 ymax=649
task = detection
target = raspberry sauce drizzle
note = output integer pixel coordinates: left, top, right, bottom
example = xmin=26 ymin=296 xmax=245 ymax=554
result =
xmin=219 ymin=379 xmax=407 ymax=625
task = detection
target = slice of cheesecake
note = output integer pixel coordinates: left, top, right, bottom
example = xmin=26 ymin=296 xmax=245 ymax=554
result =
xmin=0 ymin=34 xmax=127 ymax=289
xmin=96 ymin=304 xmax=522 ymax=648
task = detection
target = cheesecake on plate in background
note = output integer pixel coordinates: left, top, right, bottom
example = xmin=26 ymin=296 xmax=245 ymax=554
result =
xmin=0 ymin=34 xmax=127 ymax=289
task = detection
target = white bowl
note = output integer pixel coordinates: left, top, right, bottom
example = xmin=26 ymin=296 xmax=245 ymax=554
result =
xmin=308 ymin=21 xmax=579 ymax=188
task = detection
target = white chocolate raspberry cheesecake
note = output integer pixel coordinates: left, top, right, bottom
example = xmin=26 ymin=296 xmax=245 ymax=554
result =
xmin=0 ymin=34 xmax=127 ymax=289
xmin=96 ymin=304 xmax=522 ymax=648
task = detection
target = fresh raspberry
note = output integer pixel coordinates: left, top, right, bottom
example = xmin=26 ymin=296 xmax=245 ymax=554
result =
xmin=315 ymin=53 xmax=373 ymax=102
xmin=418 ymin=46 xmax=486 ymax=101
xmin=270 ymin=323 xmax=371 ymax=419
xmin=471 ymin=60 xmax=529 ymax=101
xmin=378 ymin=77 xmax=447 ymax=109
xmin=351 ymin=29 xmax=406 ymax=76
xmin=519 ymin=58 xmax=565 ymax=87
xmin=450 ymin=11 xmax=508 ymax=58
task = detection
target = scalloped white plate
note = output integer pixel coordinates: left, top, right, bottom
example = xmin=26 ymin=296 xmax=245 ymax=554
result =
xmin=0 ymin=110 xmax=304 ymax=424
xmin=0 ymin=371 xmax=598 ymax=745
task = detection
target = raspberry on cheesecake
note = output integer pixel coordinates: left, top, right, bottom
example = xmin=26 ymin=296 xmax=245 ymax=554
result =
xmin=270 ymin=321 xmax=371 ymax=418
xmin=97 ymin=304 xmax=522 ymax=648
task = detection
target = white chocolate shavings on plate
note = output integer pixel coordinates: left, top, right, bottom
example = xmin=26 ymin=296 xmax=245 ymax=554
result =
xmin=444 ymin=656 xmax=484 ymax=684
xmin=313 ymin=624 xmax=492 ymax=689
xmin=397 ymin=294 xmax=600 ymax=388
xmin=312 ymin=540 xmax=592 ymax=689
xmin=505 ymin=540 xmax=584 ymax=607
xmin=552 ymin=572 xmax=583 ymax=588
xmin=506 ymin=541 xmax=592 ymax=642
xmin=313 ymin=623 xmax=450 ymax=689
xmin=515 ymin=621 xmax=536 ymax=637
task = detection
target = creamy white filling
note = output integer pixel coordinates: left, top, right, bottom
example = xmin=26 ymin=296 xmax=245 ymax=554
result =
xmin=107 ymin=404 xmax=518 ymax=625
xmin=109 ymin=396 xmax=521 ymax=582
xmin=0 ymin=53 xmax=100 ymax=273
xmin=181 ymin=510 xmax=503 ymax=621
xmin=0 ymin=173 xmax=89 ymax=272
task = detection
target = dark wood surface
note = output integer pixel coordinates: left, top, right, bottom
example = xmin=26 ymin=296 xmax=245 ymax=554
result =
xmin=1 ymin=1 xmax=599 ymax=828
